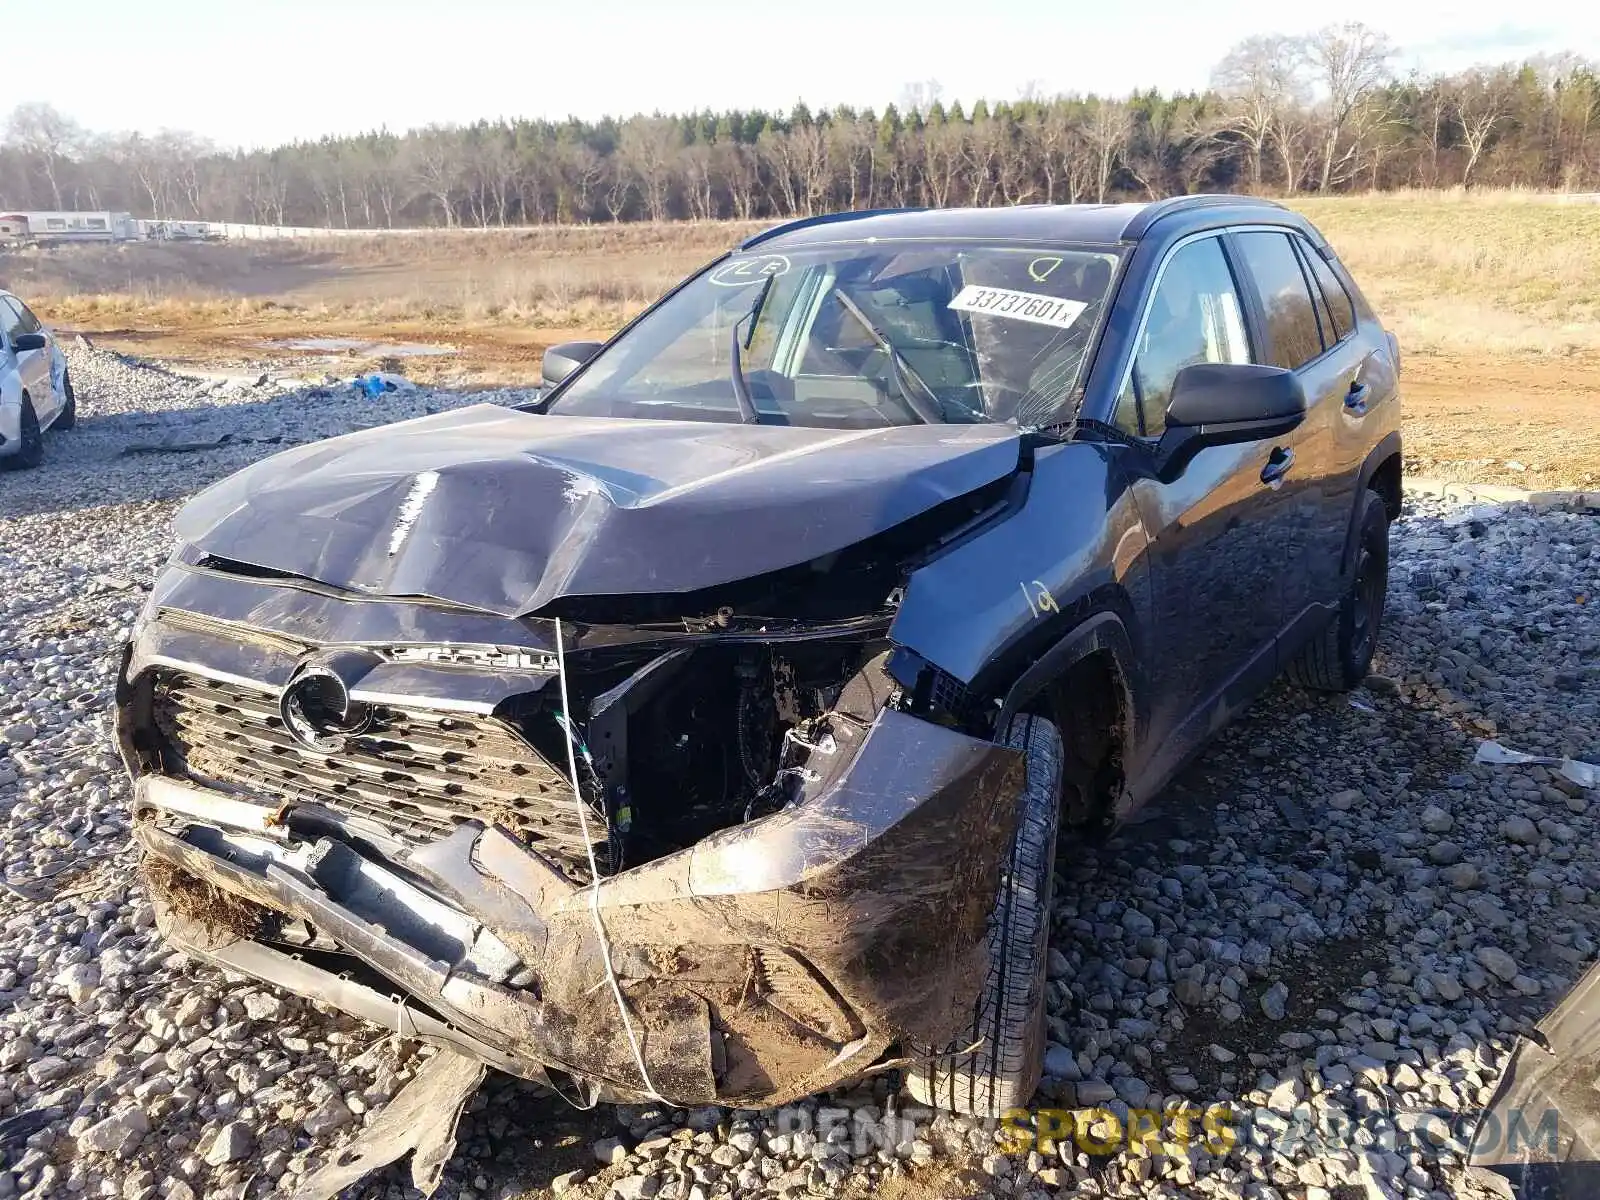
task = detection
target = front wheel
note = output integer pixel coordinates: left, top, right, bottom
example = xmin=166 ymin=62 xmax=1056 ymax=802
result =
xmin=1287 ymin=489 xmax=1389 ymax=692
xmin=1 ymin=395 xmax=44 ymax=471
xmin=904 ymin=713 xmax=1062 ymax=1118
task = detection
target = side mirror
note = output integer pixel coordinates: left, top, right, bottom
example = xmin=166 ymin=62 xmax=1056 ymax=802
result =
xmin=1154 ymin=362 xmax=1306 ymax=481
xmin=11 ymin=332 xmax=46 ymax=353
xmin=541 ymin=341 xmax=603 ymax=390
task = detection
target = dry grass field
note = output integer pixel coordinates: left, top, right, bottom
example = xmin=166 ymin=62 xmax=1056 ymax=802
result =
xmin=4 ymin=191 xmax=1597 ymax=490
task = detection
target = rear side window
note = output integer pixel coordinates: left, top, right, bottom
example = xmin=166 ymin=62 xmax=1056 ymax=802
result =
xmin=1232 ymin=231 xmax=1324 ymax=370
xmin=1299 ymin=239 xmax=1356 ymax=342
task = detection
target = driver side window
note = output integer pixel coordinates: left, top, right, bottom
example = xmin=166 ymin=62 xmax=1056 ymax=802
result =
xmin=7 ymin=299 xmax=41 ymax=335
xmin=1114 ymin=237 xmax=1251 ymax=438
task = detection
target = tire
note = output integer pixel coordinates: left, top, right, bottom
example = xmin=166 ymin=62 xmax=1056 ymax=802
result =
xmin=904 ymin=713 xmax=1062 ymax=1118
xmin=1 ymin=395 xmax=43 ymax=471
xmin=55 ymin=369 xmax=76 ymax=430
xmin=1287 ymin=489 xmax=1389 ymax=692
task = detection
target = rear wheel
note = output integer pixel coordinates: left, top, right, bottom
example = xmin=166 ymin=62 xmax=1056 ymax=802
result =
xmin=1287 ymin=490 xmax=1389 ymax=692
xmin=2 ymin=395 xmax=43 ymax=471
xmin=904 ymin=713 xmax=1061 ymax=1118
xmin=55 ymin=368 xmax=76 ymax=430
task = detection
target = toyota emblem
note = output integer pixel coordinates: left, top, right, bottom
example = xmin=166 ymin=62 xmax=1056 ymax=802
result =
xmin=278 ymin=651 xmax=380 ymax=752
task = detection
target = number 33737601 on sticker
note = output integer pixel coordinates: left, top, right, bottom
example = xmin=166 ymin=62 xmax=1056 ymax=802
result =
xmin=949 ymin=284 xmax=1087 ymax=330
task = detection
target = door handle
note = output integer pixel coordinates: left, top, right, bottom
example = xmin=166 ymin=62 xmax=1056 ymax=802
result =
xmin=1344 ymin=381 xmax=1370 ymax=415
xmin=1261 ymin=447 xmax=1294 ymax=488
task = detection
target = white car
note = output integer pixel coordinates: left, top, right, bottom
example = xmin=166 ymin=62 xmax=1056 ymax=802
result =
xmin=0 ymin=290 xmax=75 ymax=470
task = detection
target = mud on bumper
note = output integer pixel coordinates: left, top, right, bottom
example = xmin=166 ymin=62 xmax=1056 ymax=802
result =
xmin=126 ymin=703 xmax=1024 ymax=1108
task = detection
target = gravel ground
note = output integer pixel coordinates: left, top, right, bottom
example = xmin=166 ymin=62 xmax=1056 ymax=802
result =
xmin=1 ymin=345 xmax=1596 ymax=1200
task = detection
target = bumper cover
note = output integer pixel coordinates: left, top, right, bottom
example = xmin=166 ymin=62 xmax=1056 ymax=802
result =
xmin=130 ymin=705 xmax=1024 ymax=1107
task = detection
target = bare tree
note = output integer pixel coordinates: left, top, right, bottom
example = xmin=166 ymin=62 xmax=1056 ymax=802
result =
xmin=555 ymin=142 xmax=606 ymax=222
xmin=4 ymin=103 xmax=84 ymax=209
xmin=678 ymin=143 xmax=717 ymax=220
xmin=827 ymin=119 xmax=872 ymax=209
xmin=618 ymin=117 xmax=682 ymax=222
xmin=1270 ymin=104 xmax=1317 ymax=194
xmin=1416 ymin=79 xmax=1451 ymax=187
xmin=919 ymin=121 xmax=966 ymax=207
xmin=963 ymin=114 xmax=1006 ymax=206
xmin=994 ymin=115 xmax=1039 ymax=204
xmin=1455 ymin=69 xmax=1514 ymax=186
xmin=602 ymin=160 xmax=632 ymax=222
xmin=1305 ymin=22 xmax=1395 ymax=192
xmin=1084 ymin=100 xmax=1132 ymax=203
xmin=404 ymin=127 xmax=463 ymax=225
xmin=714 ymin=142 xmax=761 ymax=219
xmin=1212 ymin=35 xmax=1309 ymax=191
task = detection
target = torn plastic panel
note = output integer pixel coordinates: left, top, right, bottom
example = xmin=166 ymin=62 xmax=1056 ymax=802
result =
xmin=1467 ymin=956 xmax=1600 ymax=1198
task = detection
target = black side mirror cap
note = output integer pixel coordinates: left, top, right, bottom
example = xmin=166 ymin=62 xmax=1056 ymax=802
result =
xmin=10 ymin=332 xmax=46 ymax=353
xmin=1154 ymin=362 xmax=1306 ymax=481
xmin=541 ymin=341 xmax=604 ymax=390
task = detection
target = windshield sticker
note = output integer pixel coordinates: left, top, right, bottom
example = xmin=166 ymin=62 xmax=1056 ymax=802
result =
xmin=949 ymin=285 xmax=1086 ymax=330
xmin=708 ymin=254 xmax=791 ymax=287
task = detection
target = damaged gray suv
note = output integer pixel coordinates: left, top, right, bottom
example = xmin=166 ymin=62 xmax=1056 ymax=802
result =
xmin=117 ymin=197 xmax=1401 ymax=1119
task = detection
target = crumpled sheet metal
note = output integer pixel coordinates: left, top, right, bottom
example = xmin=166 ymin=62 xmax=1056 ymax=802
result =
xmin=173 ymin=405 xmax=1022 ymax=617
xmin=292 ymin=1047 xmax=486 ymax=1200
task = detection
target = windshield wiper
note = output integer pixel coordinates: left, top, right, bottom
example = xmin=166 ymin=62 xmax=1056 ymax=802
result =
xmin=830 ymin=287 xmax=947 ymax=425
xmin=728 ymin=325 xmax=760 ymax=424
xmin=727 ymin=273 xmax=776 ymax=425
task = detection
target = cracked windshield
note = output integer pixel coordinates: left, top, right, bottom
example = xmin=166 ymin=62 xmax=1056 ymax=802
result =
xmin=549 ymin=242 xmax=1121 ymax=427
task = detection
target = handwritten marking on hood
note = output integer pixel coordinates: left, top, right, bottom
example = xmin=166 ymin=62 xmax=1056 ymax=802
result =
xmin=388 ymin=471 xmax=439 ymax=556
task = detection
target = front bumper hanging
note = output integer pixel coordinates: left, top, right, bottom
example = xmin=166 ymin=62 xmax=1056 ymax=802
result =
xmin=128 ymin=697 xmax=1024 ymax=1108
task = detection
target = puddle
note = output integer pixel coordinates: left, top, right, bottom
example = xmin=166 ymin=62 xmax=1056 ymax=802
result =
xmin=262 ymin=337 xmax=456 ymax=358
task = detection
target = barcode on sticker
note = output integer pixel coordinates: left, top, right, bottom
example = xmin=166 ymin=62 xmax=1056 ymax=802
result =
xmin=948 ymin=285 xmax=1087 ymax=330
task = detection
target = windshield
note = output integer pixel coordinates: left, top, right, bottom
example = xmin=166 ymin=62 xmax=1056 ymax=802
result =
xmin=547 ymin=240 xmax=1122 ymax=429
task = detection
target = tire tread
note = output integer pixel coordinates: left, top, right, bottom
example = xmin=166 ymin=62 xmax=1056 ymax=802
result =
xmin=904 ymin=714 xmax=1062 ymax=1118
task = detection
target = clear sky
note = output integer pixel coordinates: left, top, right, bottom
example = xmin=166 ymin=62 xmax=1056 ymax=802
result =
xmin=10 ymin=0 xmax=1594 ymax=148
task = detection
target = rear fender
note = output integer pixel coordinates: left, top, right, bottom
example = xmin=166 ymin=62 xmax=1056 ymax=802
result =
xmin=1342 ymin=432 xmax=1403 ymax=576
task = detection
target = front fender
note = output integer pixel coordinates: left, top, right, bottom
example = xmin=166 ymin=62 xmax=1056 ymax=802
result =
xmin=888 ymin=440 xmax=1151 ymax=691
xmin=0 ymin=371 xmax=23 ymax=450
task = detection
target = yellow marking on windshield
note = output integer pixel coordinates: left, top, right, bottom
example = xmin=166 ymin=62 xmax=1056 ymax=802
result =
xmin=1028 ymin=257 xmax=1063 ymax=283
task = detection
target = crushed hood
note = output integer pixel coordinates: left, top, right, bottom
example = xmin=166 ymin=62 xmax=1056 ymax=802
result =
xmin=174 ymin=405 xmax=1023 ymax=617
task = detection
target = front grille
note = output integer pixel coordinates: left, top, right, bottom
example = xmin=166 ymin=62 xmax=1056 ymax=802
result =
xmin=150 ymin=668 xmax=607 ymax=881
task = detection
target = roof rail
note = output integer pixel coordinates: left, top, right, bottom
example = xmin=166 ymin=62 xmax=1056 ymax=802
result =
xmin=739 ymin=207 xmax=924 ymax=249
xmin=1121 ymin=194 xmax=1286 ymax=240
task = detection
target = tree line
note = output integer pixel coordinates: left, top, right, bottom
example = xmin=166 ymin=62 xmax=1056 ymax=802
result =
xmin=3 ymin=24 xmax=1597 ymax=229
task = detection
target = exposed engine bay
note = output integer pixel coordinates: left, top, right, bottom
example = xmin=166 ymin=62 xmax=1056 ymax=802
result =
xmin=546 ymin=636 xmax=888 ymax=873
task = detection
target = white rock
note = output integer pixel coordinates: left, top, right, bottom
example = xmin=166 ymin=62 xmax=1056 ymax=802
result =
xmin=204 ymin=1121 xmax=253 ymax=1165
xmin=56 ymin=962 xmax=100 ymax=1005
xmin=77 ymin=1108 xmax=150 ymax=1155
xmin=242 ymin=991 xmax=286 ymax=1021
xmin=594 ymin=1136 xmax=629 ymax=1166
xmin=302 ymin=1096 xmax=353 ymax=1137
